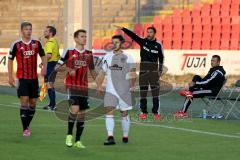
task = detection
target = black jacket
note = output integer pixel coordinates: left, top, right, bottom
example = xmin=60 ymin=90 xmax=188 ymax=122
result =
xmin=195 ymin=66 xmax=226 ymax=94
xmin=122 ymin=28 xmax=164 ymax=73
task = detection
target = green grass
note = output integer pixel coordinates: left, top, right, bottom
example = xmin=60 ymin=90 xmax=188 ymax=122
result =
xmin=0 ymin=90 xmax=240 ymax=160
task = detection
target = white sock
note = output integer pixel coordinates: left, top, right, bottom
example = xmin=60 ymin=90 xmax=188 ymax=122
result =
xmin=105 ymin=115 xmax=114 ymax=137
xmin=121 ymin=115 xmax=130 ymax=137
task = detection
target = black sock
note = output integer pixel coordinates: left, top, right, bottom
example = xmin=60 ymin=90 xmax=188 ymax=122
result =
xmin=48 ymin=88 xmax=56 ymax=107
xmin=76 ymin=121 xmax=84 ymax=142
xmin=27 ymin=106 xmax=36 ymax=127
xmin=67 ymin=113 xmax=77 ymax=135
xmin=20 ymin=106 xmax=28 ymax=130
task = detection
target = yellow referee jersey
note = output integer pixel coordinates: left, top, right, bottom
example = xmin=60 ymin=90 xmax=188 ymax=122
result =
xmin=44 ymin=37 xmax=60 ymax=62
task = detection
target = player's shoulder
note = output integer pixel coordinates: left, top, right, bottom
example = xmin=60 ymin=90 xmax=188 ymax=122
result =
xmin=85 ymin=49 xmax=93 ymax=54
xmin=103 ymin=51 xmax=114 ymax=59
xmin=11 ymin=39 xmax=21 ymax=46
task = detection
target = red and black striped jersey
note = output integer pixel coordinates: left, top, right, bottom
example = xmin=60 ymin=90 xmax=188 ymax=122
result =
xmin=58 ymin=48 xmax=95 ymax=90
xmin=8 ymin=39 xmax=45 ymax=79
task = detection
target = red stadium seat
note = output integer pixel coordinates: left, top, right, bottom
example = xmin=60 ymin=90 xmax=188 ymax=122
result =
xmin=222 ymin=0 xmax=232 ymax=7
xmin=231 ymin=24 xmax=240 ymax=33
xmin=172 ymin=31 xmax=182 ymax=41
xmin=211 ymin=40 xmax=220 ymax=50
xmin=153 ymin=16 xmax=162 ymax=24
xmin=221 ymin=31 xmax=231 ymax=40
xmin=182 ymin=40 xmax=192 ymax=49
xmin=163 ymin=31 xmax=173 ymax=39
xmin=183 ymin=24 xmax=192 ymax=33
xmin=182 ymin=16 xmax=192 ymax=25
xmin=172 ymin=16 xmax=182 ymax=25
xmin=220 ymin=6 xmax=230 ymax=17
xmin=230 ymin=39 xmax=239 ymax=50
xmin=230 ymin=5 xmax=240 ymax=16
xmin=191 ymin=9 xmax=201 ymax=17
xmin=220 ymin=40 xmax=229 ymax=50
xmin=201 ymin=17 xmax=211 ymax=25
xmin=201 ymin=39 xmax=211 ymax=49
xmin=192 ymin=40 xmax=201 ymax=49
xmin=182 ymin=9 xmax=191 ymax=17
xmin=212 ymin=32 xmax=221 ymax=41
xmin=163 ymin=24 xmax=173 ymax=32
xmin=183 ymin=32 xmax=192 ymax=41
xmin=202 ymin=32 xmax=211 ymax=40
xmin=193 ymin=3 xmax=203 ymax=11
xmin=93 ymin=38 xmax=103 ymax=49
xmin=212 ymin=17 xmax=221 ymax=25
xmin=201 ymin=3 xmax=211 ymax=16
xmin=211 ymin=3 xmax=220 ymax=16
xmin=231 ymin=16 xmax=240 ymax=24
xmin=193 ymin=25 xmax=202 ymax=32
xmin=163 ymin=40 xmax=172 ymax=49
xmin=203 ymin=24 xmax=212 ymax=33
xmin=221 ymin=17 xmax=231 ymax=25
xmin=133 ymin=23 xmax=144 ymax=37
xmin=192 ymin=17 xmax=201 ymax=25
xmin=222 ymin=24 xmax=231 ymax=32
xmin=154 ymin=23 xmax=163 ymax=34
xmin=231 ymin=29 xmax=240 ymax=39
xmin=173 ymin=24 xmax=183 ymax=32
xmin=212 ymin=24 xmax=221 ymax=33
xmin=193 ymin=32 xmax=202 ymax=40
xmin=172 ymin=39 xmax=182 ymax=49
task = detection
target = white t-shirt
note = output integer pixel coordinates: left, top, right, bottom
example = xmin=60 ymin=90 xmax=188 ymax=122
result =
xmin=102 ymin=51 xmax=135 ymax=96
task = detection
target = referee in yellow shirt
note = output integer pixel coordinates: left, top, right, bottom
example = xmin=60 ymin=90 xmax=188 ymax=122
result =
xmin=43 ymin=26 xmax=60 ymax=110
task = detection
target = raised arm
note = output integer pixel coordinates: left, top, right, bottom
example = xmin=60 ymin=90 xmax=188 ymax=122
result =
xmin=114 ymin=25 xmax=143 ymax=45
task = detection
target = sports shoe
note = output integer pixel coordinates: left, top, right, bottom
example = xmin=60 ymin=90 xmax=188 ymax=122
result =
xmin=174 ymin=111 xmax=188 ymax=118
xmin=139 ymin=113 xmax=147 ymax=120
xmin=23 ymin=128 xmax=30 ymax=137
xmin=154 ymin=114 xmax=161 ymax=120
xmin=179 ymin=90 xmax=193 ymax=98
xmin=104 ymin=136 xmax=116 ymax=145
xmin=122 ymin=137 xmax=128 ymax=143
xmin=74 ymin=141 xmax=86 ymax=149
xmin=43 ymin=105 xmax=50 ymax=110
xmin=66 ymin=135 xmax=73 ymax=147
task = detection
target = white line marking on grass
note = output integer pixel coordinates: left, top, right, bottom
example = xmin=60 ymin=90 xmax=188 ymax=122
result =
xmin=1 ymin=103 xmax=240 ymax=139
xmin=132 ymin=121 xmax=240 ymax=139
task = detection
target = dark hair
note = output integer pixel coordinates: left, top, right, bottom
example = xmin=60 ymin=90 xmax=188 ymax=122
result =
xmin=147 ymin=26 xmax=157 ymax=33
xmin=74 ymin=29 xmax=86 ymax=38
xmin=112 ymin=35 xmax=125 ymax=42
xmin=21 ymin=21 xmax=32 ymax=30
xmin=46 ymin=26 xmax=57 ymax=36
xmin=212 ymin=55 xmax=221 ymax=62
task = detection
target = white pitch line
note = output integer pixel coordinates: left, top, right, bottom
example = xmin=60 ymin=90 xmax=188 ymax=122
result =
xmin=1 ymin=103 xmax=240 ymax=139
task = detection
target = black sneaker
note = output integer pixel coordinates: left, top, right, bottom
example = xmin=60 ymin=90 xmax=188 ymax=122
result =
xmin=104 ymin=136 xmax=116 ymax=145
xmin=122 ymin=137 xmax=128 ymax=143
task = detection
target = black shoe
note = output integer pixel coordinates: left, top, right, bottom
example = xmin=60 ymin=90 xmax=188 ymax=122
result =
xmin=104 ymin=136 xmax=116 ymax=145
xmin=122 ymin=137 xmax=128 ymax=143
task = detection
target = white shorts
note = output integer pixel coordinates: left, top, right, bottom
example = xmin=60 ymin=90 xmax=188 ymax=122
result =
xmin=104 ymin=92 xmax=133 ymax=111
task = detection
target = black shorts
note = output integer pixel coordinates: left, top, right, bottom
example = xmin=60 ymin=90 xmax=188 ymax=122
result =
xmin=17 ymin=79 xmax=39 ymax=98
xmin=44 ymin=61 xmax=58 ymax=83
xmin=69 ymin=96 xmax=89 ymax=110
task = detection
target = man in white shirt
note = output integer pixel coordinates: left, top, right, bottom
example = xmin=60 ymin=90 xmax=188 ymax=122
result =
xmin=97 ymin=35 xmax=136 ymax=145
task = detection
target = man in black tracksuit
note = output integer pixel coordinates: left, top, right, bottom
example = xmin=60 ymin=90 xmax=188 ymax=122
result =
xmin=114 ymin=25 xmax=164 ymax=120
xmin=175 ymin=55 xmax=226 ymax=118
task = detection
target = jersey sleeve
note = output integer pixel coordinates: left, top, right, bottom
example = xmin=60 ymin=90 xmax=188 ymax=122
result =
xmin=127 ymin=54 xmax=136 ymax=69
xmin=58 ymin=49 xmax=69 ymax=65
xmin=38 ymin=41 xmax=45 ymax=57
xmin=44 ymin=41 xmax=54 ymax=54
xmin=8 ymin=42 xmax=17 ymax=60
xmin=88 ymin=52 xmax=95 ymax=70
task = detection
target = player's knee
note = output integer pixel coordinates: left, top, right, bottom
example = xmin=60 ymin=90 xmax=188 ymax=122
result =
xmin=105 ymin=107 xmax=114 ymax=115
